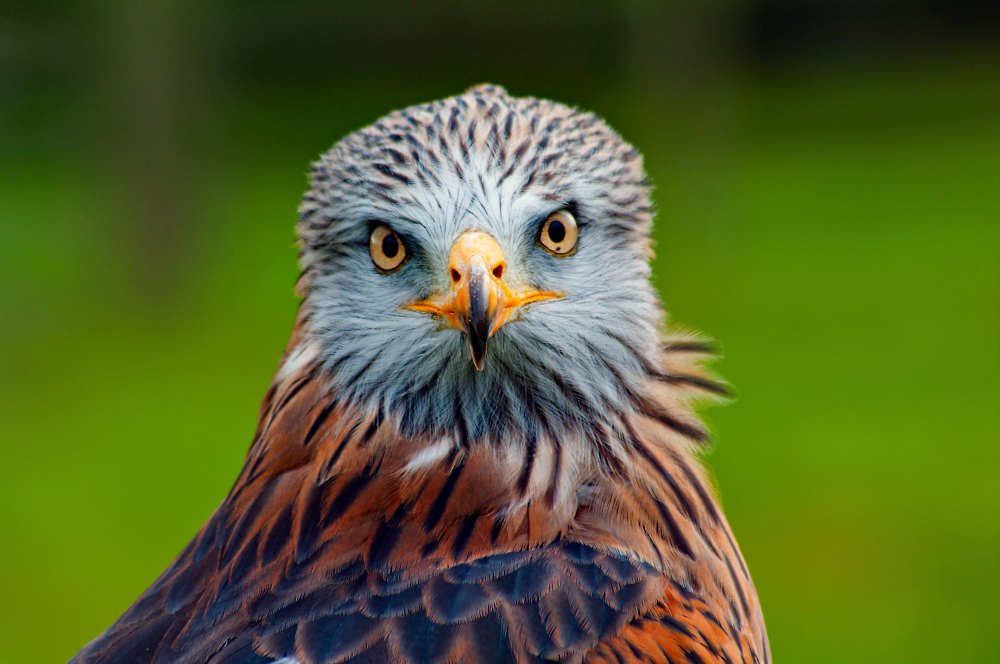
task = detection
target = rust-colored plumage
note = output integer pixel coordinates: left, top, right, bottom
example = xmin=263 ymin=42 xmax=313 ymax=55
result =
xmin=70 ymin=85 xmax=769 ymax=664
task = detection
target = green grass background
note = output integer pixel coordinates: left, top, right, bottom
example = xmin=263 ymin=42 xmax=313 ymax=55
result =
xmin=1 ymin=50 xmax=997 ymax=663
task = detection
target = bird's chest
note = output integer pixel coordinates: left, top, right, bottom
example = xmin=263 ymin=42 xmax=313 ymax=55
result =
xmin=251 ymin=540 xmax=665 ymax=664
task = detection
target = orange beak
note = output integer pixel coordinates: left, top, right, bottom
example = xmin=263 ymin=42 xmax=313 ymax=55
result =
xmin=406 ymin=231 xmax=561 ymax=370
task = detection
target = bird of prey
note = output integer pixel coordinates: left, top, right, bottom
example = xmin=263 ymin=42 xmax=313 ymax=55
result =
xmin=70 ymin=84 xmax=769 ymax=664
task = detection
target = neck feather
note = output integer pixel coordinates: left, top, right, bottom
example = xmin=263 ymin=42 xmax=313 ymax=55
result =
xmin=224 ymin=317 xmax=765 ymax=653
xmin=246 ymin=308 xmax=730 ymax=551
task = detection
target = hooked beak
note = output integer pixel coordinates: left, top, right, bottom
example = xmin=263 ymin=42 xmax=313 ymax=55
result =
xmin=406 ymin=231 xmax=561 ymax=370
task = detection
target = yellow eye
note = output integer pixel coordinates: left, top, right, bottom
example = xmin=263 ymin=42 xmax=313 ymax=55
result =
xmin=538 ymin=209 xmax=578 ymax=256
xmin=370 ymin=225 xmax=407 ymax=272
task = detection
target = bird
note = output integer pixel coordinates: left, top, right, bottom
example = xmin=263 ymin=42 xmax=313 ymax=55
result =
xmin=70 ymin=84 xmax=769 ymax=664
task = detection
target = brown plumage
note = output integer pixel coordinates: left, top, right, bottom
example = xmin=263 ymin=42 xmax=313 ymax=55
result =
xmin=70 ymin=85 xmax=769 ymax=664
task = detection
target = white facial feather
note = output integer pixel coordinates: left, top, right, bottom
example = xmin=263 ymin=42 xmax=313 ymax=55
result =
xmin=296 ymin=84 xmax=663 ymax=449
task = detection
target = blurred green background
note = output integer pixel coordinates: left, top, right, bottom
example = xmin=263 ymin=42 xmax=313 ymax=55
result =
xmin=1 ymin=1 xmax=997 ymax=662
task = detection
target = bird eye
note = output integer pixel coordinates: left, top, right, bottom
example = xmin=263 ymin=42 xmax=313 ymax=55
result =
xmin=538 ymin=209 xmax=578 ymax=256
xmin=370 ymin=225 xmax=407 ymax=272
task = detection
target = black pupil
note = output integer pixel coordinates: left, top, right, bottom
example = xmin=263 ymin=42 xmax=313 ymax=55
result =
xmin=382 ymin=233 xmax=399 ymax=258
xmin=548 ymin=220 xmax=566 ymax=244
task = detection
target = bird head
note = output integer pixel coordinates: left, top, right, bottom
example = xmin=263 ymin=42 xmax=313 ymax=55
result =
xmin=295 ymin=85 xmax=666 ymax=446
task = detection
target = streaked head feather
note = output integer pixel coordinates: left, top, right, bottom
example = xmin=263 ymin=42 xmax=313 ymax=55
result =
xmin=296 ymin=84 xmax=670 ymax=454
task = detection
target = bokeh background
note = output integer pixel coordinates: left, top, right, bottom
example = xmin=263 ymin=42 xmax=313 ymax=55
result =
xmin=1 ymin=1 xmax=997 ymax=662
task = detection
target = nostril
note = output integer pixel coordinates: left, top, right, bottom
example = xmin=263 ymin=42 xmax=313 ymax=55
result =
xmin=451 ymin=269 xmax=461 ymax=283
xmin=493 ymin=264 xmax=503 ymax=279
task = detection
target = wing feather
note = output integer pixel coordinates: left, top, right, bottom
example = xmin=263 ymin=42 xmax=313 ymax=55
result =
xmin=70 ymin=354 xmax=767 ymax=664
